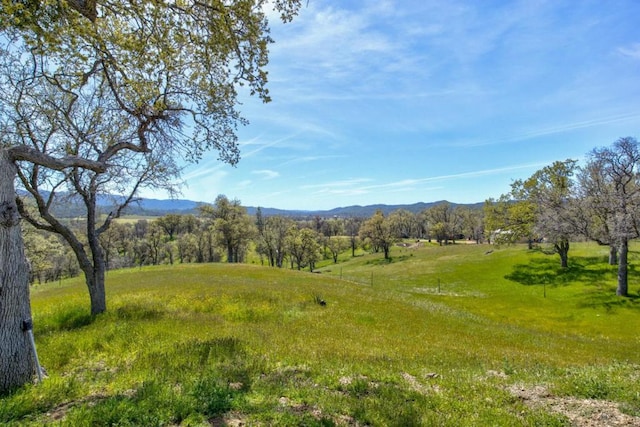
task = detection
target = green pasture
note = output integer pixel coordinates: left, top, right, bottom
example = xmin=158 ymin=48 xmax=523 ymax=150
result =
xmin=1 ymin=242 xmax=639 ymax=425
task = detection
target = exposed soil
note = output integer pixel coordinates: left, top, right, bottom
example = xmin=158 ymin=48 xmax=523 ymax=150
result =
xmin=508 ymin=384 xmax=640 ymax=426
xmin=42 ymin=374 xmax=640 ymax=426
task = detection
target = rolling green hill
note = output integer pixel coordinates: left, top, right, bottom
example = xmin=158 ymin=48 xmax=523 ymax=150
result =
xmin=2 ymin=242 xmax=639 ymax=425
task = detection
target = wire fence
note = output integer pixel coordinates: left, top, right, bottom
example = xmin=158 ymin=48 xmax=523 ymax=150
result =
xmin=335 ymin=270 xmax=375 ymax=287
xmin=321 ymin=268 xmax=449 ymax=295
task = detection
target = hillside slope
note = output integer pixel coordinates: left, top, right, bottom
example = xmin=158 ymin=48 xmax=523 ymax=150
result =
xmin=3 ymin=242 xmax=638 ymax=425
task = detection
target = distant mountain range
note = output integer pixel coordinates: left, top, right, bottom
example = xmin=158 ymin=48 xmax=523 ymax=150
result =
xmin=122 ymin=198 xmax=484 ymax=218
xmin=18 ymin=190 xmax=483 ymax=218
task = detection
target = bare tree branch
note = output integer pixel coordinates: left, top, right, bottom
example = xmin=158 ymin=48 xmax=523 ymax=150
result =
xmin=9 ymin=145 xmax=106 ymax=173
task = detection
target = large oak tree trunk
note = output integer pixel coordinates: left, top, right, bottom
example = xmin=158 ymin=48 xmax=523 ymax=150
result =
xmin=0 ymin=150 xmax=36 ymax=394
xmin=78 ymin=229 xmax=107 ymax=315
xmin=86 ymin=239 xmax=106 ymax=315
xmin=82 ymin=200 xmax=107 ymax=316
xmin=86 ymin=268 xmax=107 ymax=316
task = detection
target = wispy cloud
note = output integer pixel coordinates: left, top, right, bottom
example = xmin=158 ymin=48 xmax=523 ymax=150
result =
xmin=413 ymin=163 xmax=550 ymax=184
xmin=252 ymin=169 xmax=279 ymax=179
xmin=239 ymin=133 xmax=302 ymax=158
xmin=269 ymin=3 xmax=406 ymax=98
xmin=299 ymin=163 xmax=546 ymax=197
xmin=182 ymin=164 xmax=228 ymax=182
xmin=617 ymin=43 xmax=640 ymax=59
xmin=277 ymin=154 xmax=347 ymax=167
xmin=168 ymin=1 xmax=640 ymax=211
xmin=301 ymin=178 xmax=374 ymax=191
xmin=235 ymin=179 xmax=253 ymax=189
xmin=180 ymin=169 xmax=229 ymax=200
xmin=436 ymin=113 xmax=640 ymax=148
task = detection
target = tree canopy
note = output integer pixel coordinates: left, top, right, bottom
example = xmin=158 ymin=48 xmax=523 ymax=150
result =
xmin=0 ymin=0 xmax=302 ymax=393
xmin=585 ymin=137 xmax=640 ymax=296
xmin=2 ymin=0 xmax=303 ymax=164
xmin=1 ymin=0 xmax=302 ymax=315
xmin=513 ymin=160 xmax=579 ymax=268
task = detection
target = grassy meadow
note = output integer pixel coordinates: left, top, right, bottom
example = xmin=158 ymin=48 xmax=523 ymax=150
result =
xmin=1 ymin=241 xmax=639 ymax=425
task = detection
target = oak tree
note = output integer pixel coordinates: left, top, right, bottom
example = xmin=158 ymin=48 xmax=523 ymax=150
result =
xmin=0 ymin=0 xmax=301 ymax=393
xmin=255 ymin=214 xmax=293 ymax=268
xmin=359 ymin=210 xmax=396 ymax=259
xmin=424 ymin=202 xmax=462 ymax=245
xmin=286 ymin=226 xmax=322 ymax=271
xmin=575 ymin=158 xmax=619 ymax=265
xmin=200 ymin=195 xmax=255 ymax=263
xmin=583 ymin=137 xmax=640 ymax=296
xmin=514 ymin=160 xmax=579 ymax=268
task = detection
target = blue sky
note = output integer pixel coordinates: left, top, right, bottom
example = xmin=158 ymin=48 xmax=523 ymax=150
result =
xmin=151 ymin=0 xmax=640 ymax=211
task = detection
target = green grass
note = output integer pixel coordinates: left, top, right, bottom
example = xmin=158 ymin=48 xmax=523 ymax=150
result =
xmin=2 ymin=242 xmax=639 ymax=425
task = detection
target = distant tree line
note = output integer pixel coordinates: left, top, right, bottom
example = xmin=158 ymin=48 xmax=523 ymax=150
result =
xmin=23 ymin=196 xmax=484 ymax=282
xmin=22 ymin=137 xmax=640 ymax=299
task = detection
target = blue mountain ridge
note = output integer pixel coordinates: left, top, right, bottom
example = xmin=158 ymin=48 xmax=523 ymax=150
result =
xmin=126 ymin=198 xmax=484 ymax=217
xmin=18 ymin=190 xmax=483 ymax=217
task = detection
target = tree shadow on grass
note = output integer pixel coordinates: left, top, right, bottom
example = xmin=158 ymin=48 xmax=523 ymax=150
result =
xmin=38 ymin=301 xmax=167 ymax=336
xmin=504 ymin=256 xmax=611 ymax=287
xmin=113 ymin=302 xmax=166 ymax=321
xmin=578 ymin=290 xmax=640 ymax=311
xmin=505 ymin=254 xmax=640 ymax=311
xmin=38 ymin=306 xmax=95 ymax=336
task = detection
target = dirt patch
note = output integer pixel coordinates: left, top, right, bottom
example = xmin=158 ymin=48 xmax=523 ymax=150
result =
xmin=401 ymin=372 xmax=441 ymax=395
xmin=508 ymin=384 xmax=640 ymax=426
xmin=277 ymin=396 xmax=358 ymax=426
xmin=210 ymin=412 xmax=246 ymax=426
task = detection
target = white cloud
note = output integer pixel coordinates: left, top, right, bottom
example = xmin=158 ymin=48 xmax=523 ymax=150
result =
xmin=178 ymin=169 xmax=230 ymax=201
xmin=239 ymin=133 xmax=301 ymax=158
xmin=299 ymin=162 xmax=547 ymax=198
xmin=171 ymin=1 xmax=640 ymax=211
xmin=413 ymin=163 xmax=550 ymax=183
xmin=301 ymin=178 xmax=374 ymax=191
xmin=269 ymin=3 xmax=403 ymax=96
xmin=236 ymin=179 xmax=253 ymax=188
xmin=252 ymin=169 xmax=280 ymax=179
xmin=182 ymin=164 xmax=228 ymax=182
xmin=617 ymin=43 xmax=640 ymax=59
xmin=277 ymin=154 xmax=346 ymax=167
